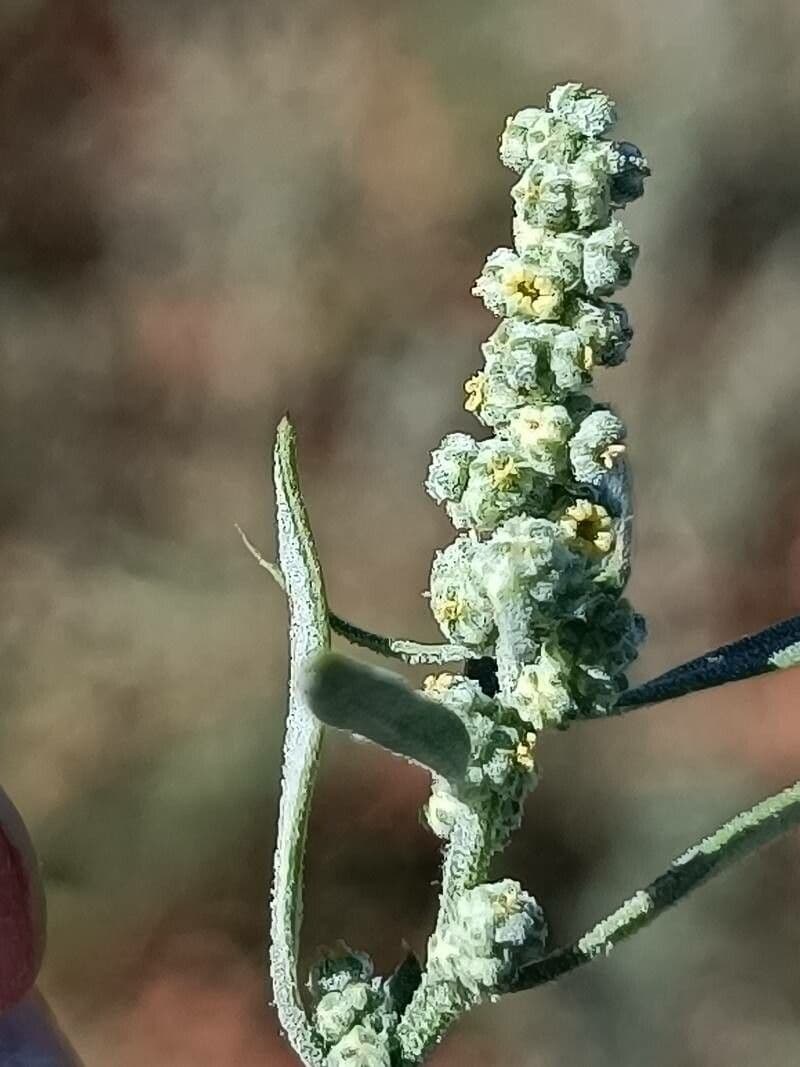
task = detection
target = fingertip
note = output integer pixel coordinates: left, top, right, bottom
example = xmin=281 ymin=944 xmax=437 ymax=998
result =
xmin=0 ymin=788 xmax=47 ymax=1013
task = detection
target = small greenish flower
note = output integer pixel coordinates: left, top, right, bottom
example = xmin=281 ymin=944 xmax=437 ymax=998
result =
xmin=511 ymin=162 xmax=574 ymax=231
xmin=478 ymin=515 xmax=574 ymax=602
xmin=506 ymin=403 xmax=573 ymax=477
xmin=557 ymin=498 xmax=615 ymax=558
xmin=473 ymin=248 xmax=563 ymax=321
xmin=326 ymin=1025 xmax=391 ymax=1067
xmin=446 ymin=439 xmax=548 ymax=533
xmin=428 ymin=536 xmax=495 ymax=648
xmin=511 ymin=229 xmax=584 ymax=292
xmin=473 ymin=321 xmax=587 ymax=424
xmin=565 ymin=298 xmax=632 ymax=367
xmin=547 ymin=326 xmax=593 ymax=392
xmin=569 ymin=142 xmax=614 ymax=229
xmin=510 ymin=642 xmax=575 ymax=728
xmin=548 ymin=82 xmax=616 ymax=137
xmin=582 ymin=221 xmax=638 ymax=296
xmin=568 ymin=409 xmax=627 ymax=485
xmin=426 ymin=881 xmax=547 ymax=1001
xmin=425 ymin=433 xmax=479 ymax=505
xmin=511 ymin=143 xmax=613 ymax=234
xmin=499 ymin=107 xmax=582 ymax=173
xmin=316 ymin=984 xmax=373 ymax=1046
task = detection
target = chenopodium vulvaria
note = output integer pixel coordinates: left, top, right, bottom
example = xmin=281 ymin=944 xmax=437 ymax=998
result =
xmin=258 ymin=81 xmax=800 ymax=1067
xmin=395 ymin=83 xmax=648 ymax=1061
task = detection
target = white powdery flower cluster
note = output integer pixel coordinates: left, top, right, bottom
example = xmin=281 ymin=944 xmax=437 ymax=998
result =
xmin=310 ymin=951 xmax=397 ymax=1067
xmin=426 ymin=880 xmax=547 ymax=1005
xmin=425 ymin=83 xmax=649 ymax=739
xmin=420 ymin=674 xmax=537 ymax=853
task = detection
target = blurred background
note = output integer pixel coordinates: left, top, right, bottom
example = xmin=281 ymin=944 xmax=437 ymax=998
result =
xmin=0 ymin=1 xmax=799 ymax=1063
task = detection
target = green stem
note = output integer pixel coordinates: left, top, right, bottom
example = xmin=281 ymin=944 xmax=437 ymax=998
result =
xmin=396 ymin=806 xmax=491 ymax=1064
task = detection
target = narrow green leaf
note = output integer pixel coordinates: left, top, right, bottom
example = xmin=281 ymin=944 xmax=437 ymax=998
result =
xmin=269 ymin=417 xmax=328 ymax=1067
xmin=509 ymin=778 xmax=800 ymax=992
xmin=305 ymin=653 xmax=471 ymax=782
xmin=611 ymin=613 xmax=800 ymax=714
xmin=330 ymin=614 xmax=474 ymax=666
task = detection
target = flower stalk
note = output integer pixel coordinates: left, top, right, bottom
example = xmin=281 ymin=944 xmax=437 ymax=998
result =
xmin=260 ymin=82 xmax=800 ymax=1067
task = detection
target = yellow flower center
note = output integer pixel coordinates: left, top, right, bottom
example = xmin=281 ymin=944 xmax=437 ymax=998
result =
xmin=598 ymin=442 xmax=626 ymax=469
xmin=501 ymin=265 xmax=559 ymax=319
xmin=492 ymin=885 xmax=522 ymax=919
xmin=516 ymin=277 xmax=540 ymax=300
xmin=436 ymin=597 xmax=464 ymax=624
xmin=560 ymin=500 xmax=614 ymax=557
xmin=514 ymin=731 xmax=537 ymax=771
xmin=489 ymin=455 xmax=520 ymax=490
xmin=464 ymin=372 xmax=487 ymax=413
xmin=423 ymin=672 xmax=456 ymax=695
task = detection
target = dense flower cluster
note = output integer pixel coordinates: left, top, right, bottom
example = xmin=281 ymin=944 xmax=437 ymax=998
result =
xmin=421 ymin=674 xmax=536 ymax=854
xmin=426 ymin=880 xmax=547 ymax=1005
xmin=310 ymin=950 xmax=398 ymax=1067
xmin=423 ymin=83 xmax=649 ymax=847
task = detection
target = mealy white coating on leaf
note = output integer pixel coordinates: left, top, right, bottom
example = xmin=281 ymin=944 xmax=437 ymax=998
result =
xmin=768 ymin=640 xmax=800 ymax=670
xmin=270 ymin=419 xmax=328 ymax=1067
xmin=576 ymin=890 xmax=653 ymax=959
xmin=673 ymin=781 xmax=800 ymax=867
